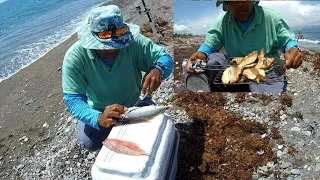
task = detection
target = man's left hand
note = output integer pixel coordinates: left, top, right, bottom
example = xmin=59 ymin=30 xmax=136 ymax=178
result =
xmin=141 ymin=68 xmax=162 ymax=97
xmin=284 ymin=48 xmax=302 ymax=69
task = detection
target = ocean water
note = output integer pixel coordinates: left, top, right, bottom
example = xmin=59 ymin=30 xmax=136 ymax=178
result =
xmin=0 ymin=0 xmax=106 ymax=82
xmin=295 ymin=32 xmax=320 ymax=53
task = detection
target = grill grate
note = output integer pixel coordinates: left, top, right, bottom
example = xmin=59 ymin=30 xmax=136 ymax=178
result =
xmin=211 ymin=60 xmax=286 ymax=85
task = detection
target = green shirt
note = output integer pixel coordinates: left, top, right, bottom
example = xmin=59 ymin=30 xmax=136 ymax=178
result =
xmin=62 ymin=34 xmax=166 ymax=112
xmin=205 ymin=4 xmax=295 ymax=61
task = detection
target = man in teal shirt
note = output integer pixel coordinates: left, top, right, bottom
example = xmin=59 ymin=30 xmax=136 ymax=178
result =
xmin=62 ymin=5 xmax=173 ymax=150
xmin=186 ymin=1 xmax=302 ymax=92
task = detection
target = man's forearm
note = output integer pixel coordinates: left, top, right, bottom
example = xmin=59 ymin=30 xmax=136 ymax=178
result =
xmin=198 ymin=44 xmax=218 ymax=58
xmin=63 ymin=93 xmax=101 ymax=130
xmin=155 ymin=54 xmax=174 ymax=80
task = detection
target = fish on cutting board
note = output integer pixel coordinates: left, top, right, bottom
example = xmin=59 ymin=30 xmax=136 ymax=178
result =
xmin=102 ymin=138 xmax=149 ymax=156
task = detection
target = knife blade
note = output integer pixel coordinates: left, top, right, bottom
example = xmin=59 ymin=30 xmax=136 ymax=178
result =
xmin=118 ymin=88 xmax=149 ymax=122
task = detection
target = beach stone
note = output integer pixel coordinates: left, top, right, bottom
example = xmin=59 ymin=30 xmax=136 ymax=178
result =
xmin=290 ymin=169 xmax=301 ymax=175
xmin=291 ymin=127 xmax=301 ymax=132
xmin=43 ymin=123 xmax=49 ymax=128
xmin=301 ymin=131 xmax=311 ymax=136
xmin=266 ymin=161 xmax=275 ymax=169
xmin=294 ymin=177 xmax=302 ymax=180
xmin=158 ymin=98 xmax=164 ymax=104
xmin=259 ymin=166 xmax=268 ymax=172
xmin=18 ymin=136 xmax=25 ymax=142
xmin=315 ymin=164 xmax=320 ymax=172
xmin=277 ymin=150 xmax=283 ymax=157
xmin=17 ymin=164 xmax=25 ymax=171
xmin=280 ymin=162 xmax=291 ymax=169
xmin=287 ymin=176 xmax=294 ymax=180
xmin=280 ymin=114 xmax=287 ymax=120
xmin=257 ymin=149 xmax=264 ymax=155
xmin=87 ymin=153 xmax=95 ymax=160
xmin=278 ymin=144 xmax=284 ymax=150
xmin=67 ymin=116 xmax=73 ymax=123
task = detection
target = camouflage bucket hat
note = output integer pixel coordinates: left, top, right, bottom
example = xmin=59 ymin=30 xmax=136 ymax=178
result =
xmin=77 ymin=5 xmax=140 ymax=49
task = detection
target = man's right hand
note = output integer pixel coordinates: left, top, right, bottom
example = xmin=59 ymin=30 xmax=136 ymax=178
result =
xmin=98 ymin=104 xmax=127 ymax=128
xmin=186 ymin=52 xmax=207 ymax=74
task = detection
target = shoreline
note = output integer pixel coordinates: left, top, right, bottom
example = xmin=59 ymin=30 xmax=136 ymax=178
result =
xmin=0 ymin=33 xmax=78 ymax=83
xmin=0 ymin=33 xmax=78 ymax=138
xmin=0 ymin=1 xmax=106 ymax=83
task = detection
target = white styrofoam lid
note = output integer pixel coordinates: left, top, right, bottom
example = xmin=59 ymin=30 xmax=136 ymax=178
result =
xmin=93 ymin=113 xmax=175 ymax=179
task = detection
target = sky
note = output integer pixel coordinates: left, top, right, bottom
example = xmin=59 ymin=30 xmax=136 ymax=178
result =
xmin=174 ymin=0 xmax=320 ymax=35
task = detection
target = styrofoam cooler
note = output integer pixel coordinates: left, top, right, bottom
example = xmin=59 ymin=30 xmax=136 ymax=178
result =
xmin=91 ymin=113 xmax=180 ymax=180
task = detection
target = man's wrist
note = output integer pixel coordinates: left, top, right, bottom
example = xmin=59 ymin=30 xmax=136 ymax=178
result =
xmin=96 ymin=113 xmax=103 ymax=130
xmin=150 ymin=62 xmax=165 ymax=76
xmin=293 ymin=46 xmax=301 ymax=52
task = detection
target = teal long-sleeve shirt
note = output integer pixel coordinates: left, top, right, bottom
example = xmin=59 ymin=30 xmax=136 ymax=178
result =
xmin=63 ymin=53 xmax=173 ymax=130
xmin=198 ymin=4 xmax=298 ymax=59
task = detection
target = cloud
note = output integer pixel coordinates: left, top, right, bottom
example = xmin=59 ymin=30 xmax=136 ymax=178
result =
xmin=174 ymin=1 xmax=320 ymax=35
xmin=259 ymin=1 xmax=320 ymax=27
xmin=174 ymin=24 xmax=191 ymax=34
xmin=174 ymin=7 xmax=224 ymax=35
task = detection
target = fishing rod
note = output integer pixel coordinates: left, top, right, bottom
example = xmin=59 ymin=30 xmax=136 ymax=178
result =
xmin=297 ymin=7 xmax=307 ymax=42
xmin=135 ymin=0 xmax=160 ymax=44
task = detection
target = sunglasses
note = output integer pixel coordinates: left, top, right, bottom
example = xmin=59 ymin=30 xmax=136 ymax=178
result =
xmin=95 ymin=26 xmax=127 ymax=39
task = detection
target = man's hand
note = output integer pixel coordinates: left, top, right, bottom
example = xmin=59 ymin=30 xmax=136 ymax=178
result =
xmin=186 ymin=52 xmax=207 ymax=74
xmin=98 ymin=104 xmax=127 ymax=128
xmin=284 ymin=48 xmax=302 ymax=69
xmin=141 ymin=68 xmax=162 ymax=97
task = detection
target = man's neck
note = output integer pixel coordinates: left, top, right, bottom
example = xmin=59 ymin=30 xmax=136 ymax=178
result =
xmin=96 ymin=50 xmax=120 ymax=60
xmin=235 ymin=6 xmax=254 ymax=24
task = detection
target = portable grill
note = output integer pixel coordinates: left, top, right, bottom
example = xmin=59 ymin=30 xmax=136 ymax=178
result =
xmin=185 ymin=57 xmax=287 ymax=86
xmin=212 ymin=61 xmax=287 ymax=85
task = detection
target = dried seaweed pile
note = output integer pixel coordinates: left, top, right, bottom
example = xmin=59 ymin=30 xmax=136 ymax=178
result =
xmin=173 ymin=93 xmax=278 ymax=180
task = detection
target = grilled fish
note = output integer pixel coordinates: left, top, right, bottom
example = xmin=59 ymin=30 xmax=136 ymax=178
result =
xmin=243 ymin=67 xmax=266 ymax=83
xmin=231 ymin=57 xmax=244 ymax=64
xmin=239 ymin=51 xmax=258 ymax=67
xmin=221 ymin=66 xmax=244 ymax=85
xmin=256 ymin=48 xmax=275 ymax=69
